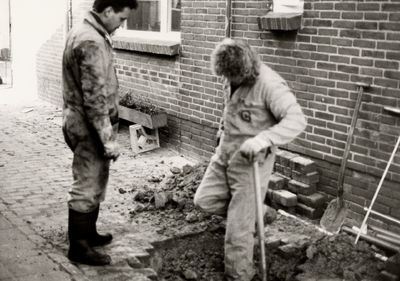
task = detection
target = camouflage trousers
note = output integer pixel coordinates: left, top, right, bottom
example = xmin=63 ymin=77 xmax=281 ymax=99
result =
xmin=67 ymin=139 xmax=110 ymax=213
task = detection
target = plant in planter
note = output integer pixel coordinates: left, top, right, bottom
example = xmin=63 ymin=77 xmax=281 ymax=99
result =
xmin=118 ymin=89 xmax=167 ymax=129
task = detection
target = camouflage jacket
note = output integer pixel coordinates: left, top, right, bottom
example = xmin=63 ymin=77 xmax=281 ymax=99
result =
xmin=62 ymin=11 xmax=118 ymax=152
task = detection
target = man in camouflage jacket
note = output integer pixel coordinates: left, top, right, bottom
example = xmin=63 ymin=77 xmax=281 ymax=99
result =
xmin=62 ymin=0 xmax=138 ymax=266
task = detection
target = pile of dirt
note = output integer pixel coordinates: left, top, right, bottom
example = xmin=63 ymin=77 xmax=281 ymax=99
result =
xmin=296 ymin=232 xmax=386 ymax=280
xmin=122 ymin=162 xmax=387 ymax=281
xmin=125 ymin=161 xmax=221 ymax=233
xmin=152 ymin=226 xmax=385 ymax=281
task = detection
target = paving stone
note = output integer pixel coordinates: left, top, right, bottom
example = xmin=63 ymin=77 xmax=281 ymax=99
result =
xmin=0 ymin=99 xmax=196 ymax=280
xmin=16 ymin=271 xmax=74 ymax=281
xmin=0 ymin=215 xmax=13 ymax=230
xmin=2 ymin=255 xmax=58 ymax=278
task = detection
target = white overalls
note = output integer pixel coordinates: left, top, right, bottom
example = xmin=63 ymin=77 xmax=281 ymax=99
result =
xmin=194 ymin=63 xmax=307 ymax=280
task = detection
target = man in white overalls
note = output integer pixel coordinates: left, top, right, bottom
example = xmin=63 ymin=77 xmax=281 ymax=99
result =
xmin=194 ymin=39 xmax=307 ymax=280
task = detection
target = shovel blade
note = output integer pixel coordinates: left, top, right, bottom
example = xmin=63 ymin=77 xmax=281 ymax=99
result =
xmin=320 ymin=199 xmax=347 ymax=234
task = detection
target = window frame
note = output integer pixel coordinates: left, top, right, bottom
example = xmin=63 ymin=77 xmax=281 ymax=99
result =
xmin=115 ymin=0 xmax=181 ymax=42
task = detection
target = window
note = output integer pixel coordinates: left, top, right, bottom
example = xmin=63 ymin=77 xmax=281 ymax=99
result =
xmin=116 ymin=0 xmax=181 ymax=41
xmin=273 ymin=0 xmax=304 ymax=13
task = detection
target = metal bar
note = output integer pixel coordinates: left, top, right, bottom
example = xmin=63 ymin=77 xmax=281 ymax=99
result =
xmin=344 ymin=226 xmax=400 ymax=253
xmin=363 ymin=207 xmax=400 ymax=225
xmin=376 ymin=233 xmax=400 ymax=247
xmin=368 ymin=225 xmax=400 ymax=241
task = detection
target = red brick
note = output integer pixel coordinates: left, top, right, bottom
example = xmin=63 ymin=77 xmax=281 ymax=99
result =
xmin=274 ymin=173 xmax=291 ymax=187
xmin=291 ymin=171 xmax=319 ymax=185
xmin=268 ymin=174 xmax=285 ymax=190
xmin=295 ymin=203 xmax=324 ymax=220
xmin=288 ymin=180 xmax=316 ymax=196
xmin=275 ymin=150 xmax=299 ymax=167
xmin=275 ymin=163 xmax=292 ymax=178
xmin=289 ymin=156 xmax=317 ymax=173
xmin=297 ymin=193 xmax=326 ymax=209
xmin=270 ymin=200 xmax=296 ymax=215
xmin=272 ymin=190 xmax=298 ymax=207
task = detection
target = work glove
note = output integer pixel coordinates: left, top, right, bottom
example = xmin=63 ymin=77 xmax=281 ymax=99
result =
xmin=239 ymin=136 xmax=268 ymax=163
xmin=103 ymin=141 xmax=120 ymax=162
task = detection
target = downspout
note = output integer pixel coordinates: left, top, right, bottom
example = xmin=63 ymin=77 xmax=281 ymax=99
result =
xmin=63 ymin=0 xmax=71 ymax=45
xmin=225 ymin=0 xmax=232 ymax=38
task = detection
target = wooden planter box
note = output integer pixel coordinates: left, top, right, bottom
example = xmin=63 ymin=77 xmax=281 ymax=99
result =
xmin=118 ymin=105 xmax=167 ymax=129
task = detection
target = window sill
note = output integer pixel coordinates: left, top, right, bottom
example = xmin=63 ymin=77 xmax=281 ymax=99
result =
xmin=112 ymin=36 xmax=180 ymax=56
xmin=259 ymin=12 xmax=302 ymax=31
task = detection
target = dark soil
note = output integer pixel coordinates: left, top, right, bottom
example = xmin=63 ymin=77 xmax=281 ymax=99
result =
xmin=126 ymin=162 xmax=387 ymax=281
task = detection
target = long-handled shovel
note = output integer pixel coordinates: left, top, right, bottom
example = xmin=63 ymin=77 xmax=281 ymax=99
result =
xmin=253 ymin=160 xmax=267 ymax=281
xmin=320 ymin=82 xmax=369 ymax=234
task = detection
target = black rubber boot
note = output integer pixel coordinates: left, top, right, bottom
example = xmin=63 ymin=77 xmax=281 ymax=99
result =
xmin=68 ymin=208 xmax=111 ymax=266
xmin=90 ymin=205 xmax=113 ymax=247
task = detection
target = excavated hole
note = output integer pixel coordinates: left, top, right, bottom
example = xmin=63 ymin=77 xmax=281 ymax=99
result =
xmin=138 ymin=214 xmax=387 ymax=281
xmin=141 ymin=227 xmax=311 ymax=281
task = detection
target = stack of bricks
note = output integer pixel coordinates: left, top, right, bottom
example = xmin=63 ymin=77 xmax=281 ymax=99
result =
xmin=266 ymin=149 xmax=326 ymax=220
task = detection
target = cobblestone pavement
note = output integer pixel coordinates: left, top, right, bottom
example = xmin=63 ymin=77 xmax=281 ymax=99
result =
xmin=0 ymin=89 xmax=195 ymax=280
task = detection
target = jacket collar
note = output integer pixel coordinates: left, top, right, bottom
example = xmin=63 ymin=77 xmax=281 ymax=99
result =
xmin=83 ymin=11 xmax=113 ymax=47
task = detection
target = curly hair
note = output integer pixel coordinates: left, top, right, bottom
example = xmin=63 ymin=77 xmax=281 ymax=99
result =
xmin=211 ymin=38 xmax=261 ymax=85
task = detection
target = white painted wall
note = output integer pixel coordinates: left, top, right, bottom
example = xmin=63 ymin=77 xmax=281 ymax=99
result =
xmin=8 ymin=0 xmax=66 ymax=99
xmin=0 ymin=0 xmax=10 ymax=51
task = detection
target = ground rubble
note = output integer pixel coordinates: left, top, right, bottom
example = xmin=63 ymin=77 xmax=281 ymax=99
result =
xmin=117 ymin=161 xmax=387 ymax=281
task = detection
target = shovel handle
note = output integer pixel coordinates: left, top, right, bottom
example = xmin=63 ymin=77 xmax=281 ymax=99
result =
xmin=253 ymin=161 xmax=267 ymax=281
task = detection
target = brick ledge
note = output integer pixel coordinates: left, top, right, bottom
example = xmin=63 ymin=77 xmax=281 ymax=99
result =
xmin=259 ymin=12 xmax=302 ymax=31
xmin=112 ymin=36 xmax=180 ymax=56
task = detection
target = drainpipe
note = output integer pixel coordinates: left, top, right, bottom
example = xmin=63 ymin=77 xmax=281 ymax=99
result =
xmin=225 ymin=0 xmax=232 ymax=38
xmin=63 ymin=0 xmax=71 ymax=45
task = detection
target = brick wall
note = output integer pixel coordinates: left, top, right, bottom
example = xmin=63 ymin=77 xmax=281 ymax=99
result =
xmin=256 ymin=0 xmax=400 ymax=232
xmin=36 ymin=0 xmax=400 ymax=232
xmin=36 ymin=26 xmax=64 ymax=106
